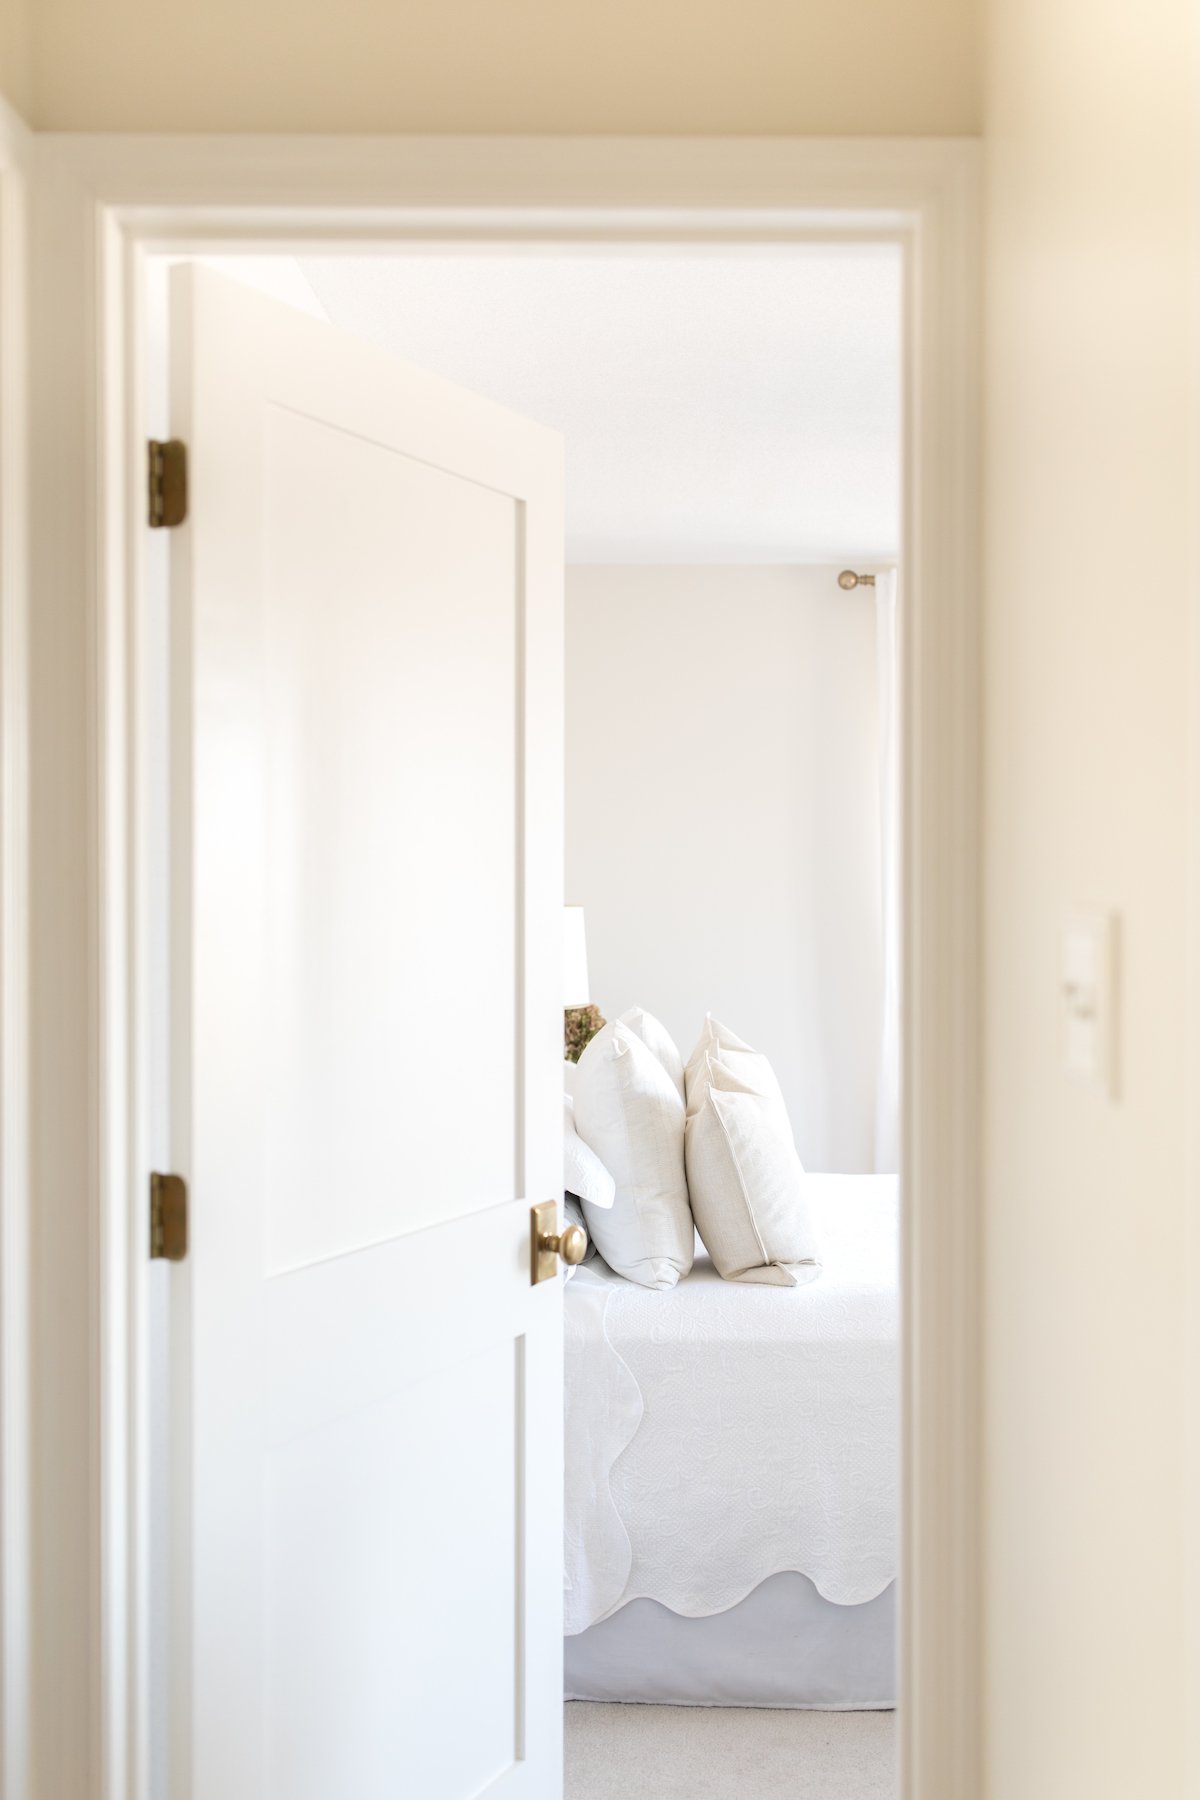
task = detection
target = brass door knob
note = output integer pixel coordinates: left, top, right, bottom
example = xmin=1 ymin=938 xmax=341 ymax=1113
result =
xmin=531 ymin=1202 xmax=588 ymax=1283
xmin=542 ymin=1222 xmax=588 ymax=1266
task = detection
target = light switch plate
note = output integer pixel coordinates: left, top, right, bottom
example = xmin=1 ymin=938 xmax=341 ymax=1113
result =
xmin=1060 ymin=908 xmax=1119 ymax=1098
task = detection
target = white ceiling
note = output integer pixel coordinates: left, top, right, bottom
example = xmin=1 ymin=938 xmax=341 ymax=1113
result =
xmin=284 ymin=248 xmax=901 ymax=565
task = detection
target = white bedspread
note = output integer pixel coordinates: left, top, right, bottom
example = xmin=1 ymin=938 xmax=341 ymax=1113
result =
xmin=564 ymin=1174 xmax=898 ymax=1636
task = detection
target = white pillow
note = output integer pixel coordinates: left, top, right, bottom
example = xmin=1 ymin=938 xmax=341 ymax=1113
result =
xmin=563 ymin=1095 xmax=615 ymax=1211
xmin=684 ymin=1022 xmax=820 ymax=1287
xmin=563 ymin=1058 xmax=578 ymax=1099
xmin=572 ymin=1020 xmax=693 ymax=1289
xmin=618 ymin=1006 xmax=686 ymax=1102
xmin=685 ymin=1014 xmax=788 ymax=1120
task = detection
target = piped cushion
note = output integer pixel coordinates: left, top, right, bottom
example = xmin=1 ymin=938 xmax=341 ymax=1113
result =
xmin=684 ymin=1019 xmax=820 ymax=1287
xmin=573 ymin=1021 xmax=693 ymax=1289
xmin=618 ymin=1005 xmax=686 ymax=1103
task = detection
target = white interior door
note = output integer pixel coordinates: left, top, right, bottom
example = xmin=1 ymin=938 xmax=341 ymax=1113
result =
xmin=164 ymin=264 xmax=564 ymax=1800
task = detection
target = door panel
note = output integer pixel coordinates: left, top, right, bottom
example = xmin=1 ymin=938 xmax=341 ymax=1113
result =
xmin=260 ymin=404 xmax=519 ymax=1269
xmin=166 ymin=264 xmax=563 ymax=1800
xmin=267 ymin=1338 xmax=518 ymax=1800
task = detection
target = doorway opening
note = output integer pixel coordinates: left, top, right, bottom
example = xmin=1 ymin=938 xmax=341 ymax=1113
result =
xmin=144 ymin=239 xmax=900 ymax=1798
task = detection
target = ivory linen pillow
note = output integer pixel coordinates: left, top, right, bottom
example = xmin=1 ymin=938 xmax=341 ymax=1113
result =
xmin=572 ymin=1020 xmax=693 ymax=1289
xmin=685 ymin=1015 xmax=788 ymax=1119
xmin=684 ymin=1022 xmax=820 ymax=1288
xmin=618 ymin=1006 xmax=686 ymax=1102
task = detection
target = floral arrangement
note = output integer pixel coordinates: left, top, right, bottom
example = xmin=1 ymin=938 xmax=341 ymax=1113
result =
xmin=565 ymin=1004 xmax=605 ymax=1063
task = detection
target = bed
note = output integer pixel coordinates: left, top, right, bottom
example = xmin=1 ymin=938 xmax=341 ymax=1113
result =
xmin=564 ymin=1173 xmax=898 ymax=1709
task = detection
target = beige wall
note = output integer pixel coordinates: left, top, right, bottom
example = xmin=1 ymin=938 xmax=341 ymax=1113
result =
xmin=0 ymin=0 xmax=32 ymax=119
xmin=982 ymin=1 xmax=1198 ymax=1795
xmin=566 ymin=566 xmax=884 ymax=1174
xmin=7 ymin=0 xmax=979 ymax=134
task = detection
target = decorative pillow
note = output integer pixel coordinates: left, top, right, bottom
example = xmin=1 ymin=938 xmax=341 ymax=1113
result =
xmin=685 ymin=1014 xmax=788 ymax=1120
xmin=572 ymin=1021 xmax=693 ymax=1289
xmin=618 ymin=1005 xmax=686 ymax=1103
xmin=563 ymin=1059 xmax=579 ymax=1099
xmin=684 ymin=1024 xmax=820 ymax=1288
xmin=564 ymin=1095 xmax=615 ymax=1212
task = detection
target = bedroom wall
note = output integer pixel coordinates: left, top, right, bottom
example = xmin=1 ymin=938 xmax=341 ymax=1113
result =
xmin=981 ymin=0 xmax=1199 ymax=1795
xmin=566 ymin=564 xmax=883 ymax=1174
xmin=6 ymin=0 xmax=979 ymax=134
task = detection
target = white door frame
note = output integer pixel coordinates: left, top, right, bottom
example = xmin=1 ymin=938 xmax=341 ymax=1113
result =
xmin=25 ymin=133 xmax=980 ymax=1800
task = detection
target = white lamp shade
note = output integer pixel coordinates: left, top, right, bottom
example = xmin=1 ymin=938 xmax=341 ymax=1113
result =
xmin=563 ymin=907 xmax=591 ymax=1007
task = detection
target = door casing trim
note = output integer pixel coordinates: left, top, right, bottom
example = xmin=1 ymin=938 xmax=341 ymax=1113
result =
xmin=0 ymin=92 xmax=31 ymax=1800
xmin=25 ymin=132 xmax=980 ymax=1800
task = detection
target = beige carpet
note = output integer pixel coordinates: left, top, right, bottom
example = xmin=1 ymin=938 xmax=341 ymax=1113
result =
xmin=565 ymin=1702 xmax=896 ymax=1800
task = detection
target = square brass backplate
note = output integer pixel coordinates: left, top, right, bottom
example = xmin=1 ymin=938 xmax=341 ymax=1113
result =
xmin=531 ymin=1199 xmax=559 ymax=1285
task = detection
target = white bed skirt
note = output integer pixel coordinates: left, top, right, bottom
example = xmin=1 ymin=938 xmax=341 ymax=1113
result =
xmin=564 ymin=1571 xmax=895 ymax=1710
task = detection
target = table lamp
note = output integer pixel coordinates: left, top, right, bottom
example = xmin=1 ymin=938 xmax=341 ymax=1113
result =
xmin=564 ymin=906 xmax=605 ymax=1063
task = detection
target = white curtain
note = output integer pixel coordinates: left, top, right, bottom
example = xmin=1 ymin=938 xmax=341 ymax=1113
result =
xmin=874 ymin=569 xmax=900 ymax=1174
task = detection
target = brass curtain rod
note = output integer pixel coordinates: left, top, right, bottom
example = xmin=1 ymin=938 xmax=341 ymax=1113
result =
xmin=837 ymin=570 xmax=876 ymax=590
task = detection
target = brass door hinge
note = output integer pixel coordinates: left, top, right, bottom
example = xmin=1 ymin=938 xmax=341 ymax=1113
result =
xmin=148 ymin=439 xmax=188 ymax=529
xmin=150 ymin=1172 xmax=188 ymax=1261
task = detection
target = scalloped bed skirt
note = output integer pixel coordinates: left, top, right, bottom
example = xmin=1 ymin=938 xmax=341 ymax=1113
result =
xmin=564 ymin=1571 xmax=895 ymax=1710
